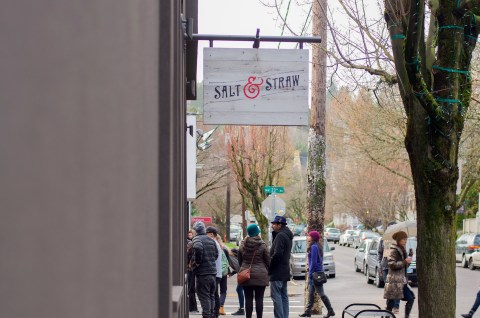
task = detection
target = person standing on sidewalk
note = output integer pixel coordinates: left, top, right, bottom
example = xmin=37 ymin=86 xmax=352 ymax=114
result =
xmin=462 ymin=289 xmax=480 ymax=317
xmin=269 ymin=216 xmax=293 ymax=318
xmin=383 ymin=230 xmax=415 ymax=318
xmin=206 ymin=226 xmax=223 ymax=318
xmin=215 ymin=234 xmax=229 ymax=315
xmin=299 ymin=231 xmax=335 ymax=318
xmin=187 ymin=229 xmax=198 ymax=313
xmin=378 ymin=238 xmax=399 ymax=314
xmin=229 ymin=248 xmax=245 ymax=316
xmin=228 ymin=248 xmax=245 ymax=316
xmin=191 ymin=222 xmax=219 ymax=318
xmin=238 ymin=224 xmax=271 ymax=318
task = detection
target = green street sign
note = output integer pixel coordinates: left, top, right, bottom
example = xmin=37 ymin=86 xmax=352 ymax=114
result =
xmin=264 ymin=186 xmax=285 ymax=194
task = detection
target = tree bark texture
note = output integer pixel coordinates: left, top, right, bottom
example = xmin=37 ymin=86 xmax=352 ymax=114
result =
xmin=384 ymin=0 xmax=478 ymax=316
xmin=306 ymin=0 xmax=328 ymax=314
xmin=308 ymin=0 xmax=328 ymax=240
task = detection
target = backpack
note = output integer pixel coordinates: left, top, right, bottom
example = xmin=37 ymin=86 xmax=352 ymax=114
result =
xmin=221 ymin=250 xmax=229 ymax=276
xmin=228 ymin=253 xmax=240 ymax=273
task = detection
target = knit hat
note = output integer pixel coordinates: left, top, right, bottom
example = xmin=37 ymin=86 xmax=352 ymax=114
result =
xmin=392 ymin=230 xmax=408 ymax=242
xmin=206 ymin=226 xmax=218 ymax=236
xmin=247 ymin=224 xmax=260 ymax=237
xmin=308 ymin=231 xmax=320 ymax=242
xmin=193 ymin=221 xmax=206 ymax=235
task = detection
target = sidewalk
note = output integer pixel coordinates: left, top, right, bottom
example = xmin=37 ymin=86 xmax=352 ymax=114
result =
xmin=191 ymin=277 xmax=308 ymax=317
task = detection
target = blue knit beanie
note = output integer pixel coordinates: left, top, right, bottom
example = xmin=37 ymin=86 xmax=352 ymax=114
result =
xmin=247 ymin=224 xmax=260 ymax=237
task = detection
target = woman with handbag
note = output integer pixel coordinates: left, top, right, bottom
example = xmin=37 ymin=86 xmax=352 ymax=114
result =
xmin=238 ymin=224 xmax=270 ymax=318
xmin=383 ymin=230 xmax=415 ymax=318
xmin=299 ymin=231 xmax=335 ymax=318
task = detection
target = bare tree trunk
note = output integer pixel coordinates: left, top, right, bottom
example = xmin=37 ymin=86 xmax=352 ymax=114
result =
xmin=226 ymin=170 xmax=231 ymax=242
xmin=305 ymin=0 xmax=328 ymax=314
xmin=406 ymin=98 xmax=457 ymax=318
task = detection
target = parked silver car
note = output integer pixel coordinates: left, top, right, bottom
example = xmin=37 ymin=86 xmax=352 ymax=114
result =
xmin=324 ymin=227 xmax=341 ymax=244
xmin=365 ymin=237 xmax=384 ymax=287
xmin=353 ymin=231 xmax=380 ymax=249
xmin=229 ymin=224 xmax=241 ymax=242
xmin=290 ymin=236 xmax=336 ymax=279
xmin=354 ymin=238 xmax=373 ymax=273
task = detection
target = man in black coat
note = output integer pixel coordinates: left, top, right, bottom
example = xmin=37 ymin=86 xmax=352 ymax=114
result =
xmin=192 ymin=221 xmax=219 ymax=318
xmin=269 ymin=216 xmax=293 ymax=318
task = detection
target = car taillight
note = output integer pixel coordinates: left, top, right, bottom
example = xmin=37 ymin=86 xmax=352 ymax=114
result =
xmin=469 ymin=245 xmax=480 ymax=250
xmin=325 ymin=233 xmax=329 ymax=237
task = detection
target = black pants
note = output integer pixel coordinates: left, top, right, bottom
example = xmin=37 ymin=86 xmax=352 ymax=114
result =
xmin=196 ymin=274 xmax=216 ymax=318
xmin=387 ymin=285 xmax=415 ymax=317
xmin=214 ymin=277 xmax=221 ymax=316
xmin=243 ymin=285 xmax=266 ymax=318
xmin=187 ymin=271 xmax=197 ymax=311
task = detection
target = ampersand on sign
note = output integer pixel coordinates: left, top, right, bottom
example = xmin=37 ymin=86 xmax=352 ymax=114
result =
xmin=243 ymin=76 xmax=264 ymax=99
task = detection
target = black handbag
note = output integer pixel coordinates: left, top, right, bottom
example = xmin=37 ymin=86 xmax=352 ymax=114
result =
xmin=312 ymin=271 xmax=327 ymax=285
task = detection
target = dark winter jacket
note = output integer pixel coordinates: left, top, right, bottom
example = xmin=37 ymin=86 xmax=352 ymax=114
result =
xmin=238 ymin=236 xmax=270 ymax=287
xmin=269 ymin=226 xmax=293 ymax=281
xmin=191 ymin=233 xmax=218 ymax=276
xmin=383 ymin=244 xmax=409 ymax=300
xmin=187 ymin=237 xmax=194 ymax=272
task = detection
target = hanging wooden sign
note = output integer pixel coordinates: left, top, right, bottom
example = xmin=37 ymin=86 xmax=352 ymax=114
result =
xmin=203 ymin=48 xmax=309 ymax=126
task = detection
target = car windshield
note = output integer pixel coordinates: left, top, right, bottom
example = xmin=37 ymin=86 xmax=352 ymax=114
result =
xmin=328 ymin=228 xmax=340 ymax=233
xmin=292 ymin=240 xmax=306 ymax=253
xmin=346 ymin=230 xmax=355 ymax=235
xmin=406 ymin=237 xmax=417 ymax=255
xmin=365 ymin=232 xmax=380 ymax=238
xmin=475 ymin=235 xmax=480 ymax=246
xmin=291 ymin=239 xmax=330 ymax=253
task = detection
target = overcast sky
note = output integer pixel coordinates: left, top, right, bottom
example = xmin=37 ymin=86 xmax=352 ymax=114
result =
xmin=197 ymin=0 xmax=306 ymax=80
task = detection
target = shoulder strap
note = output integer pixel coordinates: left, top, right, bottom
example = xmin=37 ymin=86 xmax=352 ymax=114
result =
xmin=248 ymin=250 xmax=257 ymax=268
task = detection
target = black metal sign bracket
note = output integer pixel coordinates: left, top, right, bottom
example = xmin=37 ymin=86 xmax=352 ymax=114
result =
xmin=192 ymin=28 xmax=321 ymax=49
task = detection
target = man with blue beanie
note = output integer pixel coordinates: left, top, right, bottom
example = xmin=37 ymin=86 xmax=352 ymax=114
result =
xmin=192 ymin=221 xmax=218 ymax=318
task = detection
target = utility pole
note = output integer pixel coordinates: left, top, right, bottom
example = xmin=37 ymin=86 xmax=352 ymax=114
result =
xmin=306 ymin=0 xmax=328 ymax=314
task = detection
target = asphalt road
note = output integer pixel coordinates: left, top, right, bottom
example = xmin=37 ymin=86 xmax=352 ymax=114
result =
xmin=192 ymin=243 xmax=479 ymax=317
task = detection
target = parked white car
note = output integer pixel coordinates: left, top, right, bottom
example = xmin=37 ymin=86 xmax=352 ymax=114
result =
xmin=468 ymin=250 xmax=480 ymax=270
xmin=339 ymin=230 xmax=356 ymax=246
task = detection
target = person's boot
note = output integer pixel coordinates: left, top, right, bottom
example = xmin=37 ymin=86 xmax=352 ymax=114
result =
xmin=405 ymin=302 xmax=413 ymax=318
xmin=219 ymin=306 xmax=226 ymax=315
xmin=231 ymin=308 xmax=244 ymax=315
xmin=321 ymin=296 xmax=335 ymax=318
xmin=461 ymin=312 xmax=474 ymax=318
xmin=299 ymin=312 xmax=311 ymax=317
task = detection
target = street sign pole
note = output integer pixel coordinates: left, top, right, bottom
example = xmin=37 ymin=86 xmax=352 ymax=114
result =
xmin=272 ymin=193 xmax=276 ymax=219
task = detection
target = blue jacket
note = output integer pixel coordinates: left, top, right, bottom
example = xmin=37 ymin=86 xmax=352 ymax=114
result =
xmin=308 ymin=242 xmax=324 ymax=280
